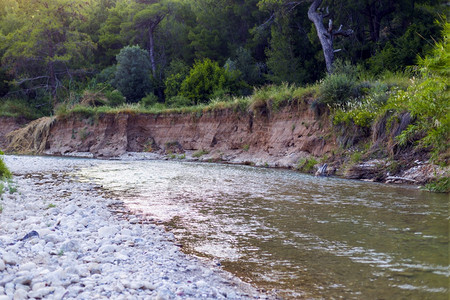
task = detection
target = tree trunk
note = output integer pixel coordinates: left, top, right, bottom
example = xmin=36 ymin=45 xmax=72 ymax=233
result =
xmin=148 ymin=27 xmax=157 ymax=77
xmin=308 ymin=0 xmax=334 ymax=73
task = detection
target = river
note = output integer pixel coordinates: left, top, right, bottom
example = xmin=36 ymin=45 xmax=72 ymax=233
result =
xmin=75 ymin=159 xmax=449 ymax=299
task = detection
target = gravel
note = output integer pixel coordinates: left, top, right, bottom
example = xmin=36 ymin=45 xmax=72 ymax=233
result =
xmin=0 ymin=156 xmax=266 ymax=299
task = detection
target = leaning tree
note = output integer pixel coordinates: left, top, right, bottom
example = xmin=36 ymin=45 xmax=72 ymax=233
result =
xmin=258 ymin=0 xmax=353 ymax=73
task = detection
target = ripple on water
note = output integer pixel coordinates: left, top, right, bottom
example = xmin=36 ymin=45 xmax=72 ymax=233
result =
xmin=75 ymin=160 xmax=449 ymax=299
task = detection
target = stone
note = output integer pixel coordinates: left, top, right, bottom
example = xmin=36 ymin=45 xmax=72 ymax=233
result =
xmin=0 ymin=260 xmax=5 ymax=271
xmin=98 ymin=244 xmax=117 ymax=253
xmin=98 ymin=226 xmax=118 ymax=238
xmin=28 ymin=287 xmax=55 ymax=299
xmin=2 ymin=252 xmax=19 ymax=265
xmin=20 ymin=230 xmax=40 ymax=241
xmin=53 ymin=287 xmax=67 ymax=300
xmin=60 ymin=240 xmax=80 ymax=252
xmin=13 ymin=275 xmax=33 ymax=286
xmin=13 ymin=289 xmax=28 ymax=300
xmin=63 ymin=204 xmax=77 ymax=215
xmin=19 ymin=262 xmax=37 ymax=272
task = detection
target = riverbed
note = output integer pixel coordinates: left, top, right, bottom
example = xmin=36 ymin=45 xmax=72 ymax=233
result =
xmin=75 ymin=159 xmax=449 ymax=299
xmin=0 ymin=156 xmax=264 ymax=299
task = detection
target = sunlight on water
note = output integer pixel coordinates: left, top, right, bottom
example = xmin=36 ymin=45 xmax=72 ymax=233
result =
xmin=76 ymin=160 xmax=449 ymax=299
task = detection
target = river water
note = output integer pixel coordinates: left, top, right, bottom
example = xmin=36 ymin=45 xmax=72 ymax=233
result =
xmin=75 ymin=160 xmax=449 ymax=299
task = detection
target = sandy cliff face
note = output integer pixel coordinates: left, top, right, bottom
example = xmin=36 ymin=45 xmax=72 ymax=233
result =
xmin=42 ymin=103 xmax=336 ymax=167
xmin=3 ymin=104 xmax=447 ymax=185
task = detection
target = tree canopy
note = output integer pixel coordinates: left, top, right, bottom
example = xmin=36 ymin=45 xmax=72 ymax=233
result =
xmin=0 ymin=0 xmax=445 ymax=109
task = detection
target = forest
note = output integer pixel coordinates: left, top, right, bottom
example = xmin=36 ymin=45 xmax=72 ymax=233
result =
xmin=0 ymin=0 xmax=445 ymax=115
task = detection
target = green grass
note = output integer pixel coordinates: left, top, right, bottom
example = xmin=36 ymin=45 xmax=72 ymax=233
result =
xmin=422 ymin=177 xmax=450 ymax=193
xmin=55 ymin=83 xmax=318 ymax=119
xmin=0 ymin=98 xmax=48 ymax=120
xmin=296 ymin=157 xmax=319 ymax=173
xmin=193 ymin=149 xmax=209 ymax=158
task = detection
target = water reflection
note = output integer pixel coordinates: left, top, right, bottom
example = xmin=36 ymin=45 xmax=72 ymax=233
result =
xmin=76 ymin=160 xmax=449 ymax=299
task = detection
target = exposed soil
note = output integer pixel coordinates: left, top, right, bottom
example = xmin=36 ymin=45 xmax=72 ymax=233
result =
xmin=1 ymin=100 xmax=448 ymax=186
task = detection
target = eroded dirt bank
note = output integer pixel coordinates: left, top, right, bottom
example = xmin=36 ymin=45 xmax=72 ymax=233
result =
xmin=2 ymin=100 xmax=448 ymax=185
xmin=5 ymin=102 xmax=336 ymax=168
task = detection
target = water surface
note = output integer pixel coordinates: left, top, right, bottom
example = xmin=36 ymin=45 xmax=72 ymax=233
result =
xmin=76 ymin=160 xmax=449 ymax=299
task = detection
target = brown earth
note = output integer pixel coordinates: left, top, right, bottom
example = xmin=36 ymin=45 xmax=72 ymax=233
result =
xmin=39 ymin=101 xmax=336 ymax=167
xmin=2 ymin=101 xmax=447 ymax=185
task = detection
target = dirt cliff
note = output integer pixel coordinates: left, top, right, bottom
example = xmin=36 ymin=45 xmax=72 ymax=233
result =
xmin=37 ymin=101 xmax=336 ymax=167
xmin=3 ymin=101 xmax=447 ymax=186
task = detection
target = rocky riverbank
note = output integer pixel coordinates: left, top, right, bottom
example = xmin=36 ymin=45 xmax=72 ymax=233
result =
xmin=0 ymin=156 xmax=267 ymax=300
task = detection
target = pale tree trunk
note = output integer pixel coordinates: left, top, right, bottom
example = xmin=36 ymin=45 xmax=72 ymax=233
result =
xmin=148 ymin=26 xmax=157 ymax=77
xmin=307 ymin=0 xmax=353 ymax=74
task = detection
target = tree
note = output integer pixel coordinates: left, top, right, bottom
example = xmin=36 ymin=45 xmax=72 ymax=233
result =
xmin=132 ymin=0 xmax=172 ymax=77
xmin=0 ymin=0 xmax=95 ymax=104
xmin=307 ymin=0 xmax=353 ymax=73
xmin=113 ymin=45 xmax=152 ymax=102
xmin=258 ymin=0 xmax=353 ymax=74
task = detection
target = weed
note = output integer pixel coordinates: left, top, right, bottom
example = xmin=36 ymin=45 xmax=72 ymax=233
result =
xmin=46 ymin=203 xmax=56 ymax=209
xmin=422 ymin=177 xmax=450 ymax=193
xmin=296 ymin=157 xmax=318 ymax=173
xmin=349 ymin=151 xmax=363 ymax=164
xmin=193 ymin=149 xmax=209 ymax=158
xmin=242 ymin=144 xmax=250 ymax=151
xmin=79 ymin=128 xmax=90 ymax=141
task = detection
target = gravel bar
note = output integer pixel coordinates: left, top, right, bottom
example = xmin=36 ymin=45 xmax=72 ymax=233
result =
xmin=0 ymin=156 xmax=268 ymax=300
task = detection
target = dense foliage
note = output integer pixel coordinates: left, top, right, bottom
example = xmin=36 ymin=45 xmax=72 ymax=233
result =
xmin=0 ymin=0 xmax=444 ymax=112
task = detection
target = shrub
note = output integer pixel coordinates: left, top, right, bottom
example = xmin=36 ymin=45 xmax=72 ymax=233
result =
xmin=0 ymin=150 xmax=11 ymax=180
xmin=319 ymin=60 xmax=359 ymax=107
xmin=422 ymin=177 xmax=450 ymax=193
xmin=180 ymin=58 xmax=243 ymax=104
xmin=296 ymin=157 xmax=318 ymax=173
xmin=319 ymin=73 xmax=357 ymax=106
xmin=96 ymin=65 xmax=117 ymax=85
xmin=105 ymin=90 xmax=125 ymax=107
xmin=140 ymin=93 xmax=158 ymax=107
xmin=166 ymin=95 xmax=193 ymax=108
xmin=386 ymin=21 xmax=449 ymax=160
xmin=164 ymin=60 xmax=190 ymax=99
xmin=113 ymin=45 xmax=153 ymax=102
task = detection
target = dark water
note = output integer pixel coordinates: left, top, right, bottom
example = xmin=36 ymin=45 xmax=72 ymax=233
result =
xmin=77 ymin=160 xmax=449 ymax=299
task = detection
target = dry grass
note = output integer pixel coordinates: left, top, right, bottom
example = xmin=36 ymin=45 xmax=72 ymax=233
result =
xmin=6 ymin=117 xmax=55 ymax=154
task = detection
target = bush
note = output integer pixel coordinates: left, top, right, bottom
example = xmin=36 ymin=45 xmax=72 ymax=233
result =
xmin=164 ymin=60 xmax=190 ymax=99
xmin=319 ymin=73 xmax=357 ymax=106
xmin=0 ymin=150 xmax=12 ymax=180
xmin=319 ymin=60 xmax=359 ymax=107
xmin=105 ymin=90 xmax=125 ymax=107
xmin=113 ymin=45 xmax=153 ymax=102
xmin=140 ymin=93 xmax=158 ymax=107
xmin=180 ymin=58 xmax=243 ymax=104
xmin=387 ymin=21 xmax=449 ymax=160
xmin=166 ymin=95 xmax=193 ymax=108
xmin=96 ymin=65 xmax=117 ymax=85
xmin=0 ymin=98 xmax=43 ymax=119
xmin=296 ymin=157 xmax=318 ymax=173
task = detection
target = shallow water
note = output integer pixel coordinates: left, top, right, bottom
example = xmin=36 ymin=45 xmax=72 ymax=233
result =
xmin=76 ymin=160 xmax=449 ymax=299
